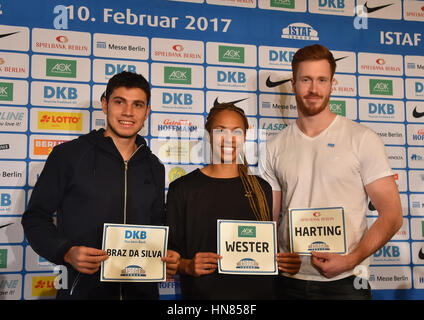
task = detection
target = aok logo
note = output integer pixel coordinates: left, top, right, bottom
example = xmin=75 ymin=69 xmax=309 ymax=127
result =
xmin=38 ymin=111 xmax=83 ymax=131
xmin=0 ymin=82 xmax=13 ymax=101
xmin=329 ymin=100 xmax=346 ymax=116
xmin=271 ymin=0 xmax=295 ymax=9
xmin=219 ymin=45 xmax=245 ymax=64
xmin=0 ymin=248 xmax=7 ymax=268
xmin=369 ymin=79 xmax=393 ymax=96
xmin=164 ymin=66 xmax=191 ymax=85
xmin=238 ymin=226 xmax=256 ymax=238
xmin=46 ymin=58 xmax=77 ymax=78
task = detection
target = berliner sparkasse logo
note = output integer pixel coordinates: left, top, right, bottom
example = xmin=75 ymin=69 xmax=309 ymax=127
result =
xmin=46 ymin=58 xmax=77 ymax=78
xmin=281 ymin=23 xmax=319 ymax=41
xmin=238 ymin=225 xmax=256 ymax=237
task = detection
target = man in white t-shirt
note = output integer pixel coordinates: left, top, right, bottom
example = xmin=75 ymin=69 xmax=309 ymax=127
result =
xmin=261 ymin=44 xmax=402 ymax=299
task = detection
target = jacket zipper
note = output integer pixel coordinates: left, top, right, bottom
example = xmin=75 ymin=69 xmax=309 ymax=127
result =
xmin=120 ymin=143 xmax=143 ymax=300
xmin=69 ymin=272 xmax=81 ymax=296
xmin=122 ymin=144 xmax=143 ymax=226
xmin=69 ymin=143 xmax=144 ymax=299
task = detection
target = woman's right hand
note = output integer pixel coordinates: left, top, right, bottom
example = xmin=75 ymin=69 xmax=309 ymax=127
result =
xmin=181 ymin=252 xmax=222 ymax=277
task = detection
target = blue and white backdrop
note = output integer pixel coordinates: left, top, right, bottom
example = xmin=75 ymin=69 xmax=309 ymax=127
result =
xmin=0 ymin=0 xmax=423 ymax=300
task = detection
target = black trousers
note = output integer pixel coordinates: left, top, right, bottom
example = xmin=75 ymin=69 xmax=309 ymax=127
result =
xmin=276 ymin=275 xmax=372 ymax=300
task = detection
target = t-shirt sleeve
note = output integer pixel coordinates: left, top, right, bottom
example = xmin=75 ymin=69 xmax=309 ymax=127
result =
xmin=258 ymin=140 xmax=282 ymax=191
xmin=359 ymin=129 xmax=394 ymax=186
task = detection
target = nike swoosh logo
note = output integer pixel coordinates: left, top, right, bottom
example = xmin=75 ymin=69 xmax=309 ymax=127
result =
xmin=335 ymin=56 xmax=348 ymax=62
xmin=0 ymin=223 xmax=13 ymax=230
xmin=266 ymin=76 xmax=291 ymax=88
xmin=364 ymin=1 xmax=393 ymax=14
xmin=0 ymin=31 xmax=20 ymax=39
xmin=213 ymin=97 xmax=248 ymax=107
xmin=413 ymin=107 xmax=424 ymax=118
xmin=419 ymin=247 xmax=424 ymax=260
xmin=368 ymin=201 xmax=376 ymax=211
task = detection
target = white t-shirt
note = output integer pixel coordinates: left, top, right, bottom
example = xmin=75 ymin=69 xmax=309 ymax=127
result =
xmin=261 ymin=115 xmax=393 ymax=281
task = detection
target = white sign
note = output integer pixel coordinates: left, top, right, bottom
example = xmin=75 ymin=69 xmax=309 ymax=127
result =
xmin=217 ymin=219 xmax=278 ymax=275
xmin=101 ymin=223 xmax=168 ymax=282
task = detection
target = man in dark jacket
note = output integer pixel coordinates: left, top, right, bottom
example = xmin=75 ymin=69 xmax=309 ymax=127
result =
xmin=21 ymin=71 xmax=180 ymax=300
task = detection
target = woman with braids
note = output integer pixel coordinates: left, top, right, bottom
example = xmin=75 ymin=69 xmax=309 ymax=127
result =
xmin=166 ymin=103 xmax=301 ymax=300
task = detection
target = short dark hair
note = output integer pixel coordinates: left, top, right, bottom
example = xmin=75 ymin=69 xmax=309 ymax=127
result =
xmin=102 ymin=71 xmax=151 ymax=105
xmin=292 ymin=44 xmax=336 ymax=80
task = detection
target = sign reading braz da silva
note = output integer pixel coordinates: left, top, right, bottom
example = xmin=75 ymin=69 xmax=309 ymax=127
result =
xmin=289 ymin=207 xmax=347 ymax=255
xmin=101 ymin=223 xmax=168 ymax=282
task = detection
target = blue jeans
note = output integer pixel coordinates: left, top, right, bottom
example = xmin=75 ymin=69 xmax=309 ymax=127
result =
xmin=276 ymin=275 xmax=372 ymax=300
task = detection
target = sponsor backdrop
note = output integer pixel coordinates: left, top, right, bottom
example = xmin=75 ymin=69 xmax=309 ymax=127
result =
xmin=0 ymin=0 xmax=423 ymax=300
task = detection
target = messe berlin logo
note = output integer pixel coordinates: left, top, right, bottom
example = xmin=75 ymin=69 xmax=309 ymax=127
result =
xmin=281 ymin=23 xmax=319 ymax=41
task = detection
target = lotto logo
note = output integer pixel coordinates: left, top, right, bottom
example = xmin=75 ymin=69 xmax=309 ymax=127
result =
xmin=38 ymin=111 xmax=83 ymax=131
xmin=31 ymin=276 xmax=57 ymax=297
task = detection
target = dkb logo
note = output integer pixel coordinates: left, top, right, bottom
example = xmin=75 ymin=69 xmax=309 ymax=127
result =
xmin=0 ymin=193 xmax=11 ymax=207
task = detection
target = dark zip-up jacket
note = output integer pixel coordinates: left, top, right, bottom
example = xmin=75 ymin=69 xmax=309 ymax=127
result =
xmin=21 ymin=129 xmax=165 ymax=300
